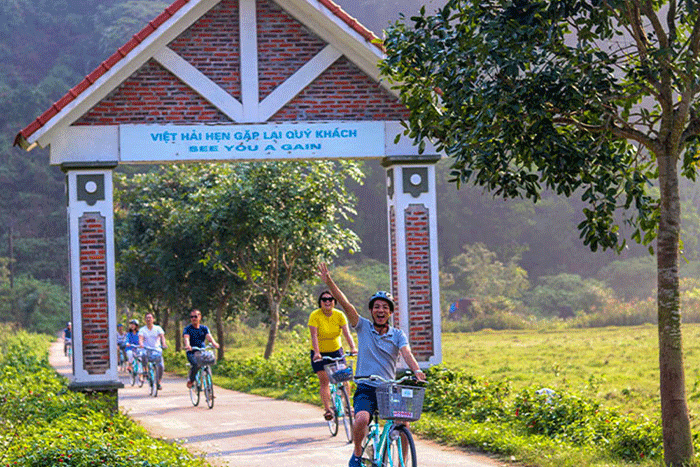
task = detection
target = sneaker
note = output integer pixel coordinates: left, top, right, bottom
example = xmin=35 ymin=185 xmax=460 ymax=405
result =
xmin=157 ymin=384 xmax=162 ymax=390
xmin=186 ymin=380 xmax=194 ymax=388
xmin=348 ymin=454 xmax=362 ymax=467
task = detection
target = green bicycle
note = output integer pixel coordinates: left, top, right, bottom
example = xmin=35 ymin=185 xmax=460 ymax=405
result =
xmin=189 ymin=345 xmax=215 ymax=409
xmin=129 ymin=346 xmax=145 ymax=387
xmin=356 ymin=374 xmax=425 ymax=467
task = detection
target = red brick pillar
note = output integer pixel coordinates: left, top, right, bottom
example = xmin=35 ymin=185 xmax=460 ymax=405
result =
xmin=382 ymin=155 xmax=442 ymax=367
xmin=63 ymin=163 xmax=122 ymax=397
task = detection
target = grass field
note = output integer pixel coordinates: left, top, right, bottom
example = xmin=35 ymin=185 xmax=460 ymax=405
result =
xmin=207 ymin=323 xmax=700 ymax=466
xmin=441 ymin=323 xmax=700 ymax=430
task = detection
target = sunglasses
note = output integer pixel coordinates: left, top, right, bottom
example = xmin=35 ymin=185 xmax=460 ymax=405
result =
xmin=320 ymin=297 xmax=334 ymax=302
xmin=190 ymin=315 xmax=199 ymax=319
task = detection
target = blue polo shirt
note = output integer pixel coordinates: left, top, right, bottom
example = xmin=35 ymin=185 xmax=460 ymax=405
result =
xmin=354 ymin=316 xmax=408 ymax=386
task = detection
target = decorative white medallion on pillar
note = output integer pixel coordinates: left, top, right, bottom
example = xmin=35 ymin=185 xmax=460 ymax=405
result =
xmin=62 ymin=163 xmax=122 ymax=392
xmin=382 ymin=155 xmax=443 ymax=367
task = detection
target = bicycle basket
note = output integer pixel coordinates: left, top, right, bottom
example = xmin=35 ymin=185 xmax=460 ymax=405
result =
xmin=324 ymin=361 xmax=353 ymax=384
xmin=194 ymin=350 xmax=216 ymax=366
xmin=146 ymin=349 xmax=162 ymax=362
xmin=376 ymin=384 xmax=425 ymax=422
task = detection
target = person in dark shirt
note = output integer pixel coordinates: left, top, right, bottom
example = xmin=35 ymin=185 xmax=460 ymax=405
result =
xmin=63 ymin=322 xmax=72 ymax=356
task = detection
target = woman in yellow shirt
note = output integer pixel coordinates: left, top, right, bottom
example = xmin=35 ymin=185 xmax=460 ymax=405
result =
xmin=309 ymin=290 xmax=357 ymax=421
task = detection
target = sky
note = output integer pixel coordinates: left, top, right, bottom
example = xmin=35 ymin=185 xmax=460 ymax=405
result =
xmin=331 ymin=0 xmax=447 ymax=36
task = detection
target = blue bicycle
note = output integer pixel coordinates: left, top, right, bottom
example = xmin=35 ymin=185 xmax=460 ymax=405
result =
xmin=356 ymin=374 xmax=425 ymax=467
xmin=189 ymin=345 xmax=216 ymax=409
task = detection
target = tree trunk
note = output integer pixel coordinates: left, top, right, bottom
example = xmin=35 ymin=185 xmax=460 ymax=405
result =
xmin=657 ymin=152 xmax=694 ymax=466
xmin=264 ymin=298 xmax=280 ymax=359
xmin=161 ymin=307 xmax=170 ymax=335
xmin=215 ymin=292 xmax=229 ymax=361
xmin=174 ymin=319 xmax=182 ymax=352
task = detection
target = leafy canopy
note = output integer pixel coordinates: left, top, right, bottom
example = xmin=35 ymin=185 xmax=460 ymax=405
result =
xmin=381 ymin=0 xmax=700 ymax=252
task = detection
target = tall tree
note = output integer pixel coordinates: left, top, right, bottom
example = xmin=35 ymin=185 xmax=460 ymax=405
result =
xmin=194 ymin=160 xmax=363 ymax=359
xmin=381 ymin=1 xmax=700 ymax=464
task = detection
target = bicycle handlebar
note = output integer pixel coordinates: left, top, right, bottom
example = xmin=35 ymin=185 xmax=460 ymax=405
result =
xmin=190 ymin=345 xmax=215 ymax=352
xmin=324 ymin=352 xmax=356 ymax=362
xmin=354 ymin=372 xmax=423 ymax=385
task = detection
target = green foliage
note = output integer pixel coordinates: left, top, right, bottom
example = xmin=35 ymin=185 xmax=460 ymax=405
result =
xmin=596 ymin=257 xmax=657 ymax=301
xmin=216 ymin=342 xmax=317 ymax=397
xmin=524 ymin=274 xmax=612 ymax=318
xmin=441 ymin=243 xmax=529 ymax=317
xmin=0 ymin=275 xmax=69 ymax=333
xmin=0 ymin=328 xmax=203 ymax=467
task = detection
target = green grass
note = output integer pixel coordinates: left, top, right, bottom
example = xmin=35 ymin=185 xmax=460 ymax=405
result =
xmin=441 ymin=324 xmax=700 ymax=432
xmin=167 ymin=323 xmax=700 ymax=466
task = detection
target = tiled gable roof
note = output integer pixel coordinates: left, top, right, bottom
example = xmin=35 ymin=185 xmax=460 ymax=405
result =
xmin=14 ymin=0 xmax=381 ymax=148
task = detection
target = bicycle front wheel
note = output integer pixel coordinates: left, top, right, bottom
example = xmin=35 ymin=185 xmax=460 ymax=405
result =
xmin=149 ymin=365 xmax=158 ymax=397
xmin=327 ymin=386 xmax=339 ymax=436
xmin=130 ymin=365 xmax=137 ymax=386
xmin=203 ymin=367 xmax=214 ymax=409
xmin=339 ymin=385 xmax=353 ymax=443
xmin=137 ymin=362 xmax=145 ymax=387
xmin=189 ymin=370 xmax=201 ymax=406
xmin=382 ymin=425 xmax=416 ymax=467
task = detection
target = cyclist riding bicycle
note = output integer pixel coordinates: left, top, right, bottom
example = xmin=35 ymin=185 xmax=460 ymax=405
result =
xmin=309 ymin=290 xmax=357 ymax=421
xmin=138 ymin=313 xmax=168 ymax=390
xmin=317 ymin=263 xmax=425 ymax=467
xmin=183 ymin=309 xmax=219 ymax=389
xmin=63 ymin=322 xmax=72 ymax=356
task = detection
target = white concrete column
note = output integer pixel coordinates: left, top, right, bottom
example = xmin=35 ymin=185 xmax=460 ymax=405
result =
xmin=382 ymin=155 xmax=442 ymax=367
xmin=62 ymin=163 xmax=122 ymax=391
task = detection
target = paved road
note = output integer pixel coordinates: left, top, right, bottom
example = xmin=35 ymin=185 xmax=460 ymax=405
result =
xmin=49 ymin=341 xmax=505 ymax=467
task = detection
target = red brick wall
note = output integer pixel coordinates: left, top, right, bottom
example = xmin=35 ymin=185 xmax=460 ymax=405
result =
xmin=258 ymin=0 xmax=326 ymax=99
xmin=404 ymin=205 xmax=434 ymax=360
xmin=74 ymin=0 xmax=408 ymax=125
xmin=269 ymin=57 xmax=409 ymax=121
xmin=169 ymin=0 xmax=242 ymax=100
xmin=75 ymin=60 xmax=230 ymax=125
xmin=79 ymin=213 xmax=110 ymax=375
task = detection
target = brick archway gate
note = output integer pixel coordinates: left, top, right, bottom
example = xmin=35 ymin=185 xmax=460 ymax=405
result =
xmin=15 ymin=0 xmax=442 ymax=394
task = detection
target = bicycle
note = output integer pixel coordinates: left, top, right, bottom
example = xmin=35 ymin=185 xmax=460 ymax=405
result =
xmin=64 ymin=338 xmax=72 ymax=363
xmin=323 ymin=354 xmax=355 ymax=442
xmin=128 ymin=346 xmax=145 ymax=387
xmin=188 ymin=345 xmax=216 ymax=409
xmin=143 ymin=346 xmax=163 ymax=397
xmin=356 ymin=374 xmax=425 ymax=467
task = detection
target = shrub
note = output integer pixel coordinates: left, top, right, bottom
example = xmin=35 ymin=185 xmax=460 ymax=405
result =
xmin=0 ymin=330 xmax=203 ymax=467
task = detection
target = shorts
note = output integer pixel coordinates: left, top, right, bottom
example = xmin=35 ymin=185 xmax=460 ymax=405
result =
xmin=310 ymin=348 xmax=345 ymax=373
xmin=353 ymin=383 xmax=378 ymax=421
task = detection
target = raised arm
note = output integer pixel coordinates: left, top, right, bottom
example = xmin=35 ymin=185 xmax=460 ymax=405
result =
xmin=317 ymin=263 xmax=359 ymax=327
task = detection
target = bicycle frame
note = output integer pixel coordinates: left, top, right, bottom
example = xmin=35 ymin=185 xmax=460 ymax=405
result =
xmin=356 ymin=374 xmax=421 ymax=467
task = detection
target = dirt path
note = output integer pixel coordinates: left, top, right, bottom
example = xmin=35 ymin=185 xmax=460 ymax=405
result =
xmin=49 ymin=341 xmax=505 ymax=467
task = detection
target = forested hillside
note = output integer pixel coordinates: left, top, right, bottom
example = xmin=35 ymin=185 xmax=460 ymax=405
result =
xmin=3 ymin=0 xmax=700 ymax=331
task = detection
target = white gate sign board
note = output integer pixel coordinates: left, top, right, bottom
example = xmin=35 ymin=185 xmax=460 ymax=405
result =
xmin=121 ymin=122 xmax=385 ymax=161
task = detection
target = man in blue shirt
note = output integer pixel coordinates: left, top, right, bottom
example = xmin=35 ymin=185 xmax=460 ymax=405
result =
xmin=183 ymin=309 xmax=220 ymax=389
xmin=317 ymin=263 xmax=425 ymax=467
